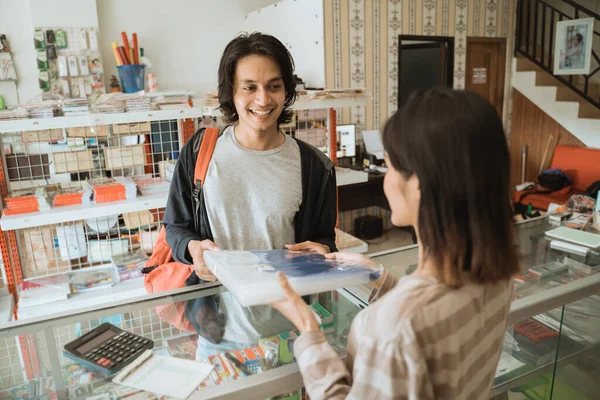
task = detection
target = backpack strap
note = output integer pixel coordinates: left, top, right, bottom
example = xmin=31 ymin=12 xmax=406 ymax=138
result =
xmin=194 ymin=127 xmax=219 ymax=189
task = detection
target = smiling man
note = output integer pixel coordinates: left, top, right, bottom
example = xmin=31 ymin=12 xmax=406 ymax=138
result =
xmin=162 ymin=32 xmax=338 ymax=359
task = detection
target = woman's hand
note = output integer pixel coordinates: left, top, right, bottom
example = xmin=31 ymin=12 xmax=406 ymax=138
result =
xmin=270 ymin=272 xmax=320 ymax=334
xmin=326 ymin=252 xmax=387 ymax=288
xmin=325 ymin=252 xmax=380 ymax=269
xmin=285 ymin=241 xmax=330 ymax=255
xmin=188 ymin=239 xmax=220 ymax=281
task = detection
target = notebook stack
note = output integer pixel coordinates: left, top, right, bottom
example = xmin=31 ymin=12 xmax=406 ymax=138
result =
xmin=85 ymin=177 xmax=137 ymax=203
xmin=22 ymin=103 xmax=61 ymax=118
xmin=133 ymin=174 xmax=170 ymax=195
xmin=62 ymin=98 xmax=90 ymax=116
xmin=3 ymin=187 xmax=51 ymax=215
xmin=53 ymin=185 xmax=91 ymax=207
xmin=0 ymin=107 xmax=28 ymax=120
xmin=95 ymin=103 xmax=125 ymax=113
xmin=126 ymin=96 xmax=151 ymax=112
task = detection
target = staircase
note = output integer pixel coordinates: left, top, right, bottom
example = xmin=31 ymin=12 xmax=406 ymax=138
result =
xmin=514 ymin=0 xmax=600 ymax=148
xmin=512 ymin=55 xmax=600 ymax=147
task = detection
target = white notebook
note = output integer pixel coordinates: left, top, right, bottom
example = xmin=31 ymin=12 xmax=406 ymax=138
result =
xmin=203 ymin=249 xmax=382 ymax=306
xmin=545 ymin=226 xmax=600 ymax=249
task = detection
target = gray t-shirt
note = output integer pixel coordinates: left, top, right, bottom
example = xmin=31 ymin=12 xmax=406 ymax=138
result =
xmin=203 ymin=125 xmax=302 ymax=343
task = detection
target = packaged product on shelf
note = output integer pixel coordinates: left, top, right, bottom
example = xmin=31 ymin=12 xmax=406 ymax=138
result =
xmin=310 ymin=303 xmax=334 ymax=333
xmin=527 ymin=261 xmax=568 ymax=280
xmin=111 ymin=249 xmax=147 ymax=282
xmin=56 ymin=222 xmax=87 ymax=260
xmin=259 ymin=330 xmax=298 ymax=366
xmin=84 ymin=178 xmax=126 ymax=203
xmin=18 ymin=272 xmax=71 ymax=307
xmin=164 ymin=333 xmax=198 ymax=360
xmin=70 ymin=265 xmax=117 ymax=293
xmin=3 ymin=187 xmax=51 ymax=215
xmin=132 ymin=174 xmax=170 ymax=195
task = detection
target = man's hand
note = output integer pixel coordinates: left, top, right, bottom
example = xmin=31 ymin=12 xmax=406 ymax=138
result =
xmin=285 ymin=241 xmax=330 ymax=255
xmin=188 ymin=239 xmax=220 ymax=281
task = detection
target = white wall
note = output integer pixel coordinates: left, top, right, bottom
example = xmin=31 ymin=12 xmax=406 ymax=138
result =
xmin=0 ymin=0 xmax=35 ymax=106
xmin=97 ymin=0 xmax=249 ymax=96
xmin=244 ymin=0 xmax=325 ymax=88
xmin=0 ymin=0 xmax=99 ymax=106
xmin=97 ymin=0 xmax=325 ymax=95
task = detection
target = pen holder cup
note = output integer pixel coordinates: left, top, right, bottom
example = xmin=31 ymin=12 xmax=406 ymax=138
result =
xmin=117 ymin=65 xmax=146 ymax=93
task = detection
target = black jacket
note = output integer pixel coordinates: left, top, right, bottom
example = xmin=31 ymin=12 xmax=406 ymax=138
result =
xmin=163 ymin=127 xmax=338 ymax=265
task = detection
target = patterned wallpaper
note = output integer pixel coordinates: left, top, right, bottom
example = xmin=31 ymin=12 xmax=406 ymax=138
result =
xmin=324 ymin=0 xmax=516 ymax=135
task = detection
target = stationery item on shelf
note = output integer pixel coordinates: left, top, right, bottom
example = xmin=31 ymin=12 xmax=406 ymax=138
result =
xmin=36 ymin=50 xmax=48 ymax=70
xmin=203 ymin=249 xmax=382 ymax=306
xmin=565 ymin=212 xmax=593 ymax=230
xmin=57 ymin=54 xmax=68 ymax=77
xmin=0 ymin=34 xmax=10 ymax=52
xmin=46 ymin=44 xmax=57 ymax=60
xmin=0 ymin=53 xmax=17 ymax=81
xmin=125 ymin=96 xmax=152 ymax=112
xmin=62 ymin=97 xmax=90 ymax=116
xmin=527 ymin=261 xmax=568 ymax=280
xmin=55 ymin=29 xmax=67 ymax=48
xmin=111 ymin=249 xmax=147 ymax=282
xmin=18 ymin=272 xmax=72 ymax=307
xmin=310 ymin=303 xmax=334 ymax=333
xmin=104 ymin=145 xmax=146 ymax=170
xmin=78 ymin=55 xmax=90 ymax=75
xmin=164 ymin=333 xmax=198 ymax=360
xmin=87 ymin=239 xmax=129 ymax=263
xmin=33 ymin=28 xmax=45 ymax=49
xmin=550 ymin=240 xmax=590 ymax=257
xmin=545 ymin=226 xmax=600 ymax=249
xmin=21 ymin=226 xmax=72 ymax=276
xmin=3 ymin=187 xmax=51 ymax=215
xmin=132 ymin=33 xmax=140 ymax=64
xmin=85 ymin=177 xmax=126 ymax=203
xmin=548 ymin=209 xmax=572 ymax=222
xmin=68 ymin=55 xmax=79 ymax=76
xmin=563 ymin=256 xmax=600 ymax=276
xmin=121 ymin=32 xmax=131 ymax=64
xmin=70 ymin=265 xmax=117 ymax=293
xmin=38 ymin=70 xmax=50 ymax=91
xmin=0 ymin=107 xmax=28 ymax=120
xmin=56 ymin=222 xmax=87 ymax=260
xmin=132 ymin=174 xmax=170 ymax=195
xmin=112 ymin=349 xmax=213 ymax=399
xmin=259 ymin=330 xmax=298 ymax=366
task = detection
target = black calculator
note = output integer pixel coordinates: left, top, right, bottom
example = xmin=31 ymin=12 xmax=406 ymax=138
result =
xmin=63 ymin=323 xmax=154 ymax=375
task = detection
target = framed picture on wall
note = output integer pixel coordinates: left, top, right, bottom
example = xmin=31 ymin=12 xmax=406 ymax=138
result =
xmin=553 ymin=18 xmax=594 ymax=75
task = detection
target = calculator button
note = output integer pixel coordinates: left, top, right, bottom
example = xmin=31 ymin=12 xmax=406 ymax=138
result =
xmin=97 ymin=357 xmax=106 ymax=364
xmin=117 ymin=357 xmax=123 ymax=362
xmin=100 ymin=344 xmax=107 ymax=349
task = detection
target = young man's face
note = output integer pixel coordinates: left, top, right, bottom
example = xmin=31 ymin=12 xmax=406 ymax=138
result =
xmin=233 ymin=54 xmax=286 ymax=133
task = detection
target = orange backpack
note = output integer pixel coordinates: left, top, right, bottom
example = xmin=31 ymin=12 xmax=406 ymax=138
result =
xmin=143 ymin=127 xmax=219 ymax=333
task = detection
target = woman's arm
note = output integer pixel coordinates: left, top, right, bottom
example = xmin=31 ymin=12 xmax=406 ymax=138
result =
xmin=294 ymin=318 xmax=430 ymax=399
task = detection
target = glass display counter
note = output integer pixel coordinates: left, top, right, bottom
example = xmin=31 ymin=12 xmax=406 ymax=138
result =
xmin=0 ymin=216 xmax=599 ymax=400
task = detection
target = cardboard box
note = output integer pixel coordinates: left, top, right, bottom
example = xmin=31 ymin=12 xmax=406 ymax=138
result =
xmin=112 ymin=121 xmax=151 ymax=135
xmin=53 ymin=150 xmax=94 ymax=173
xmin=67 ymin=125 xmax=109 ymax=138
xmin=22 ymin=128 xmax=63 ymax=142
xmin=104 ymin=144 xmax=145 ymax=169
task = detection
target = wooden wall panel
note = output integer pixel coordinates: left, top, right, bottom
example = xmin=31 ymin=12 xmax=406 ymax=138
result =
xmin=509 ymin=89 xmax=585 ymax=189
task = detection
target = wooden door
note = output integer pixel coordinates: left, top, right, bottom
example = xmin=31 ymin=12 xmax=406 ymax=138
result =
xmin=465 ymin=37 xmax=507 ymax=117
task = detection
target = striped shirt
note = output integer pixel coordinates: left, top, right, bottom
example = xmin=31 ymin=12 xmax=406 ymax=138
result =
xmin=294 ymin=271 xmax=513 ymax=399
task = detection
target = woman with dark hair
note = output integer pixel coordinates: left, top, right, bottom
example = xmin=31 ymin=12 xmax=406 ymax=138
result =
xmin=163 ymin=32 xmax=337 ymax=358
xmin=273 ymin=88 xmax=520 ymax=399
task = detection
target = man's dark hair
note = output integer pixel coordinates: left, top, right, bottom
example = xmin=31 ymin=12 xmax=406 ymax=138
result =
xmin=217 ymin=32 xmax=297 ymax=125
xmin=382 ymin=88 xmax=520 ymax=287
xmin=574 ymin=33 xmax=583 ymax=43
